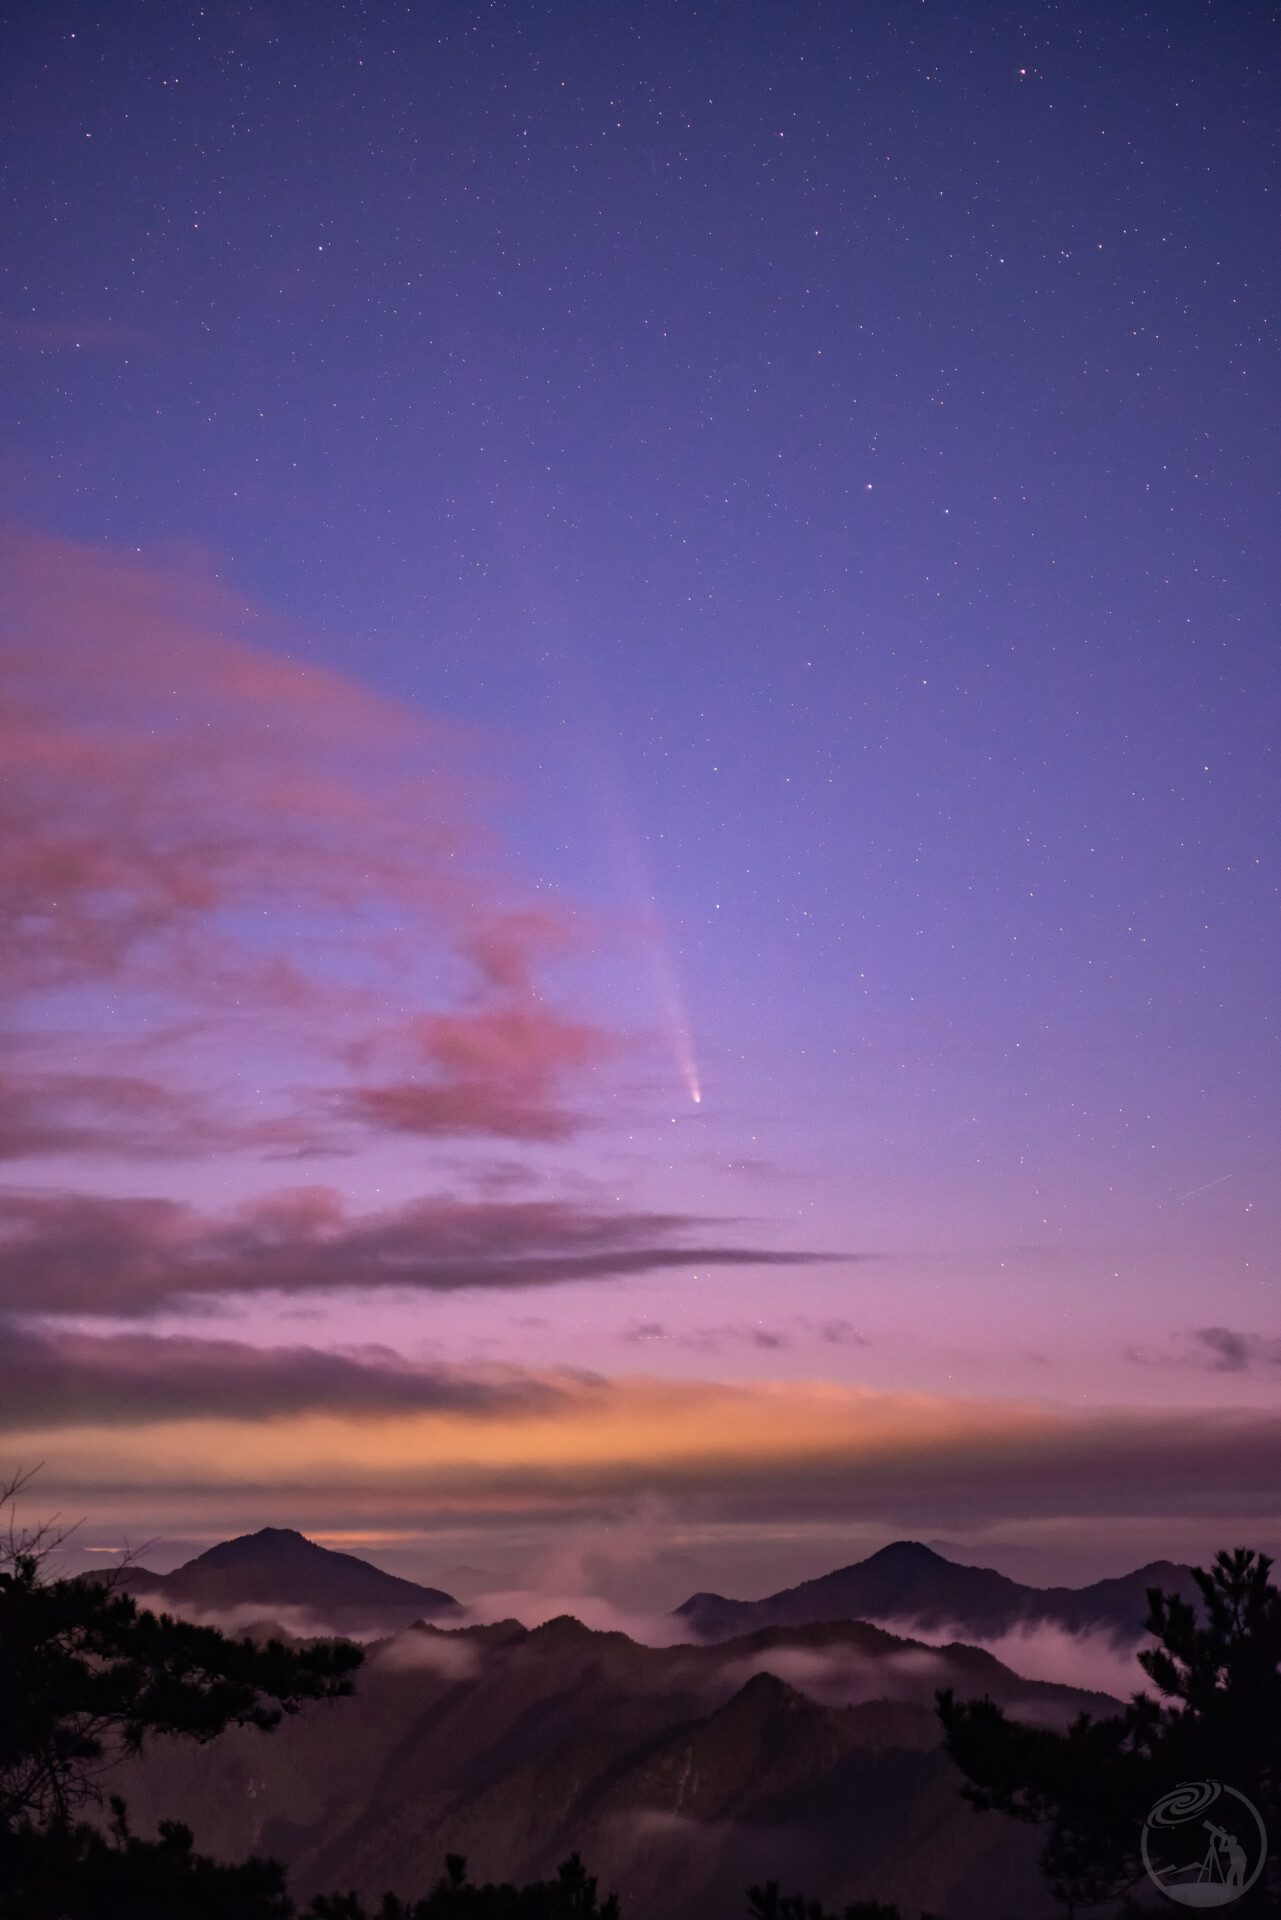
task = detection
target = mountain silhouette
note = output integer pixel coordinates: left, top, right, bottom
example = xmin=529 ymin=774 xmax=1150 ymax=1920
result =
xmin=672 ymin=1539 xmax=1197 ymax=1643
xmin=113 ymin=1527 xmax=460 ymax=1635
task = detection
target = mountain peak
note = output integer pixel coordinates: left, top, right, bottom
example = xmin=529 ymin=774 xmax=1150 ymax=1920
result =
xmin=860 ymin=1540 xmax=951 ymax=1568
xmin=190 ymin=1528 xmax=317 ymax=1568
xmin=113 ymin=1526 xmax=460 ymax=1634
xmin=673 ymin=1539 xmax=1197 ymax=1643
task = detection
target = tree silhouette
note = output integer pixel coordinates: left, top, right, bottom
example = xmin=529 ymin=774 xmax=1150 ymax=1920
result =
xmin=306 ymin=1851 xmax=621 ymax=1918
xmin=0 ymin=1796 xmax=294 ymax=1919
xmin=0 ymin=1539 xmax=363 ymax=1827
xmin=937 ymin=1548 xmax=1281 ymax=1914
xmin=745 ymin=1885 xmax=936 ymax=1920
xmin=0 ymin=1478 xmax=622 ymax=1919
xmin=0 ymin=1472 xmax=360 ymax=1916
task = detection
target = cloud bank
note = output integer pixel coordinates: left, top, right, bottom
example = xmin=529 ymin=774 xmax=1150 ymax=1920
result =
xmin=12 ymin=1372 xmax=1281 ymax=1539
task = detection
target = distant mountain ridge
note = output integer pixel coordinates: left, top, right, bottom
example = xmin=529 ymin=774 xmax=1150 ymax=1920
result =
xmin=673 ymin=1540 xmax=1198 ymax=1644
xmin=110 ymin=1527 xmax=460 ymax=1636
xmin=111 ymin=1608 xmax=1112 ymax=1918
xmin=95 ymin=1529 xmax=1203 ymax=1914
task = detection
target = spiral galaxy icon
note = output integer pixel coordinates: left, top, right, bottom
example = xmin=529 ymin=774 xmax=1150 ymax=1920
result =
xmin=1141 ymin=1780 xmax=1267 ymax=1907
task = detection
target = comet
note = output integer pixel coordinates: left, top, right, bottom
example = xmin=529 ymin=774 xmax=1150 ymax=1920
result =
xmin=647 ymin=915 xmax=703 ymax=1106
xmin=571 ymin=689 xmax=703 ymax=1108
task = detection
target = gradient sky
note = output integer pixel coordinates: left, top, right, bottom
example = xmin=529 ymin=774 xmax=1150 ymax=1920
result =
xmin=1 ymin=0 xmax=1278 ymax=1601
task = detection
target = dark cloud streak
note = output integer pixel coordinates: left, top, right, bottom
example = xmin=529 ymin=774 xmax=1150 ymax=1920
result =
xmin=0 ymin=1185 xmax=848 ymax=1314
xmin=0 ymin=1323 xmax=560 ymax=1428
xmin=1128 ymin=1327 xmax=1281 ymax=1374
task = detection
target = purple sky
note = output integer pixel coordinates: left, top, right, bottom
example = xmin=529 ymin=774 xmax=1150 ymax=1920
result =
xmin=1 ymin=1 xmax=1277 ymax=1599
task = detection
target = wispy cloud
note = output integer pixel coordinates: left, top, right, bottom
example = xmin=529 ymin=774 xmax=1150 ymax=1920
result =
xmin=0 ymin=1074 xmax=226 ymax=1162
xmin=680 ymin=1322 xmax=793 ymax=1353
xmin=0 ymin=527 xmax=616 ymax=1156
xmin=341 ymin=1006 xmax=614 ymax=1143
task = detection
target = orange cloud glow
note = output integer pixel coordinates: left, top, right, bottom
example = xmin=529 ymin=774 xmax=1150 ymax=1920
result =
xmin=16 ymin=1374 xmax=1281 ymax=1537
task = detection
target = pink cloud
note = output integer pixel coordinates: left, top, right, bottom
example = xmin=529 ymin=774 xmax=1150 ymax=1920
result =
xmin=347 ymin=1008 xmax=616 ymax=1141
xmin=0 ymin=528 xmax=616 ymax=1153
xmin=0 ymin=1074 xmax=218 ymax=1161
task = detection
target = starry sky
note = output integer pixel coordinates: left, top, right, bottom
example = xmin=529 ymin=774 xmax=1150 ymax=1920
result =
xmin=1 ymin=0 xmax=1278 ymax=1602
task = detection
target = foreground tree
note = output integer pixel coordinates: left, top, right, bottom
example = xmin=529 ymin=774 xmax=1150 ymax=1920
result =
xmin=306 ymin=1852 xmax=621 ymax=1918
xmin=937 ymin=1548 xmax=1281 ymax=1914
xmin=0 ymin=1541 xmax=364 ymax=1828
xmin=0 ymin=1480 xmax=622 ymax=1919
xmin=0 ymin=1797 xmax=293 ymax=1920
xmin=0 ymin=1475 xmax=361 ymax=1917
xmin=746 ymin=1887 xmax=936 ymax=1920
